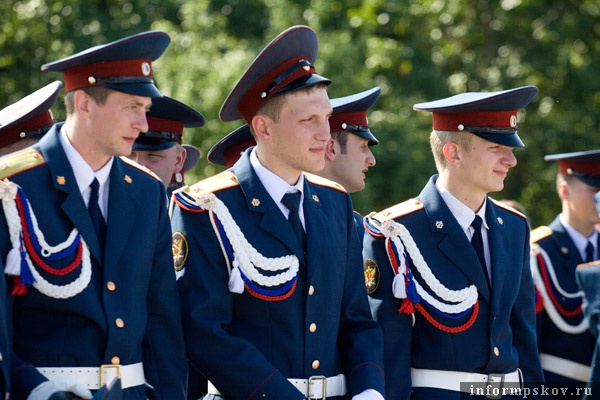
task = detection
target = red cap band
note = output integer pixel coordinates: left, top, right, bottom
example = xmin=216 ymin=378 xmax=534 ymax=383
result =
xmin=238 ymin=57 xmax=315 ymax=123
xmin=224 ymin=139 xmax=256 ymax=168
xmin=432 ymin=110 xmax=517 ymax=131
xmin=559 ymin=161 xmax=600 ymax=176
xmin=0 ymin=111 xmax=54 ymax=147
xmin=146 ymin=116 xmax=185 ymax=139
xmin=329 ymin=111 xmax=368 ymax=132
xmin=63 ymin=58 xmax=153 ymax=92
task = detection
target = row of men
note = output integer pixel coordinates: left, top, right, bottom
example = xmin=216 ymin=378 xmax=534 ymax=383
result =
xmin=0 ymin=24 xmax=599 ymax=400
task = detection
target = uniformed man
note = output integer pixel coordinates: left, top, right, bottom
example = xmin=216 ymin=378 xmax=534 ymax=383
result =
xmin=363 ymin=86 xmax=545 ymax=399
xmin=530 ymin=150 xmax=600 ymax=397
xmin=171 ymin=25 xmax=385 ymax=400
xmin=207 ymin=87 xmax=381 ymax=237
xmin=0 ymin=80 xmax=64 ymax=400
xmin=1 ymin=31 xmax=187 ymax=399
xmin=576 ymin=191 xmax=600 ymax=399
xmin=0 ymin=80 xmax=62 ymax=156
xmin=315 ymin=87 xmax=381 ymax=238
xmin=128 ymin=95 xmax=205 ymax=196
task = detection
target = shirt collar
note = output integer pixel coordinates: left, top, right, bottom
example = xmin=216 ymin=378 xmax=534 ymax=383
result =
xmin=559 ymin=214 xmax=598 ymax=258
xmin=250 ymin=147 xmax=304 ymax=204
xmin=436 ymin=179 xmax=488 ymax=233
xmin=60 ymin=127 xmax=113 ymax=193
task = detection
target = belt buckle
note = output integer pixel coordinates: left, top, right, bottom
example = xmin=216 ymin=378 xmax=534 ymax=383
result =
xmin=100 ymin=364 xmax=122 ymax=387
xmin=307 ymin=375 xmax=327 ymax=399
xmin=485 ymin=373 xmax=504 ymax=400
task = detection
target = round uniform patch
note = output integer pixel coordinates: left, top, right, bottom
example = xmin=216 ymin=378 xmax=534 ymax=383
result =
xmin=172 ymin=231 xmax=188 ymax=272
xmin=363 ymin=258 xmax=380 ymax=295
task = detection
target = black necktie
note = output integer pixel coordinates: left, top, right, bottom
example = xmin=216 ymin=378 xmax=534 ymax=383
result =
xmin=586 ymin=241 xmax=595 ymax=263
xmin=281 ymin=191 xmax=306 ymax=250
xmin=88 ymin=178 xmax=106 ymax=248
xmin=471 ymin=215 xmax=490 ymax=285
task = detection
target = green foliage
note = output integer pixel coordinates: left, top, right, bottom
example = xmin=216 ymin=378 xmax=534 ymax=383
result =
xmin=2 ymin=0 xmax=600 ymax=227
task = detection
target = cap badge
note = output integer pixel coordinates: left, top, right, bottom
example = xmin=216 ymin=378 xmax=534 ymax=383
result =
xmin=141 ymin=62 xmax=151 ymax=76
xmin=88 ymin=76 xmax=97 ymax=84
xmin=510 ymin=115 xmax=517 ymax=128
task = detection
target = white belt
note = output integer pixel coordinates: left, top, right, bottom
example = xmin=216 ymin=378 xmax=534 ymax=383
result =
xmin=540 ymin=353 xmax=591 ymax=382
xmin=38 ymin=362 xmax=145 ymax=390
xmin=411 ymin=367 xmax=521 ymax=394
xmin=208 ymin=374 xmax=347 ymax=399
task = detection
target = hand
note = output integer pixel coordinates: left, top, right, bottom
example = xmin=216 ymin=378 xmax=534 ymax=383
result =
xmin=352 ymin=388 xmax=385 ymax=400
xmin=27 ymin=379 xmax=93 ymax=400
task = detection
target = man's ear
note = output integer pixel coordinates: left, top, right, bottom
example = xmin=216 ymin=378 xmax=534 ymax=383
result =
xmin=175 ymin=147 xmax=187 ymax=172
xmin=557 ymin=180 xmax=569 ymax=201
xmin=325 ymin=139 xmax=337 ymax=161
xmin=73 ymin=90 xmax=91 ymax=115
xmin=251 ymin=114 xmax=272 ymax=143
xmin=442 ymin=142 xmax=462 ymax=166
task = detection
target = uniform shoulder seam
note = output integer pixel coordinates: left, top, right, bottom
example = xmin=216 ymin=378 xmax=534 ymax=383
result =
xmin=491 ymin=198 xmax=527 ymax=219
xmin=304 ymin=172 xmax=347 ymax=193
xmin=120 ymin=156 xmax=161 ymax=181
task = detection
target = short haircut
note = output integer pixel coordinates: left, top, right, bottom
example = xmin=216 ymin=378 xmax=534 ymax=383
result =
xmin=430 ymin=129 xmax=473 ymax=172
xmin=64 ymin=86 xmax=112 ymax=115
xmin=331 ymin=131 xmax=349 ymax=154
xmin=255 ymin=82 xmax=328 ymax=123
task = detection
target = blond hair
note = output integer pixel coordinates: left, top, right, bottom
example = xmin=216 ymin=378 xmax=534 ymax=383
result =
xmin=429 ymin=129 xmax=474 ymax=172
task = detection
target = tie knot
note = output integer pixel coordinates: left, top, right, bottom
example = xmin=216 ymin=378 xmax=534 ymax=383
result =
xmin=472 ymin=215 xmax=483 ymax=231
xmin=281 ymin=191 xmax=301 ymax=213
xmin=90 ymin=178 xmax=100 ymax=193
xmin=586 ymin=241 xmax=595 ymax=262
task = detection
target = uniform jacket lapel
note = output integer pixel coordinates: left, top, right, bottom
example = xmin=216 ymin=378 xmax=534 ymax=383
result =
xmin=419 ymin=177 xmax=492 ymax=303
xmin=302 ymin=178 xmax=324 ymax=274
xmin=37 ymin=126 xmax=104 ymax=263
xmin=103 ymin=158 xmax=138 ymax=271
xmin=486 ymin=201 xmax=510 ymax=309
xmin=549 ymin=217 xmax=583 ymax=271
xmin=232 ymin=151 xmax=306 ymax=263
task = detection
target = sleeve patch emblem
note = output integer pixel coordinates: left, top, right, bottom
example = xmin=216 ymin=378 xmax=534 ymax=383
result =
xmin=364 ymin=258 xmax=380 ymax=295
xmin=172 ymin=231 xmax=188 ymax=272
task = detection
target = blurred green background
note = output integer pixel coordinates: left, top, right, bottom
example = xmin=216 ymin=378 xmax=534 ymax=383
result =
xmin=2 ymin=0 xmax=600 ymax=228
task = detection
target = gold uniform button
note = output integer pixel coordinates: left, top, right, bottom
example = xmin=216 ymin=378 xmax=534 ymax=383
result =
xmin=115 ymin=318 xmax=125 ymax=328
xmin=111 ymin=356 xmax=120 ymax=365
xmin=493 ymin=347 xmax=500 ymax=356
xmin=308 ymin=286 xmax=315 ymax=296
xmin=311 ymin=360 xmax=320 ymax=370
xmin=106 ymin=281 xmax=116 ymax=291
xmin=309 ymin=323 xmax=317 ymax=333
